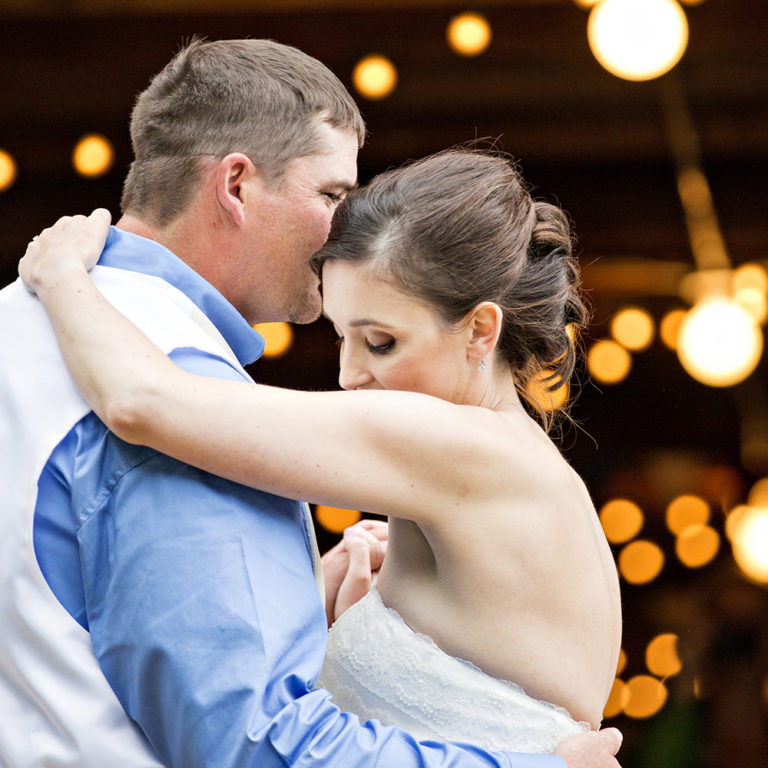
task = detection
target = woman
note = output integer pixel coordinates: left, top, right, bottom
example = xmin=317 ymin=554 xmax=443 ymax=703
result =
xmin=20 ymin=149 xmax=621 ymax=753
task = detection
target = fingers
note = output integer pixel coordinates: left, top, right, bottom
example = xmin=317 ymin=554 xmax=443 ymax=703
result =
xmin=20 ymin=208 xmax=113 ymax=290
xmin=598 ymin=727 xmax=623 ymax=756
xmin=345 ymin=525 xmax=387 ymax=573
xmin=554 ymin=728 xmax=623 ymax=768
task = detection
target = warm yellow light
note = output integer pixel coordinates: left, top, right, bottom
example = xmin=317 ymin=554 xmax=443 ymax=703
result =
xmin=527 ymin=369 xmax=569 ymax=412
xmin=72 ymin=133 xmax=114 ymax=178
xmin=603 ymin=678 xmax=629 ymax=718
xmin=666 ymin=494 xmax=709 ymax=535
xmin=677 ymin=298 xmax=764 ymax=387
xmin=729 ymin=505 xmax=768 ymax=584
xmin=646 ymin=633 xmax=682 ymax=678
xmin=660 ymin=308 xmax=686 ymax=349
xmin=0 ymin=149 xmax=17 ymax=192
xmin=315 ymin=505 xmax=362 ymax=534
xmin=253 ymin=322 xmax=294 ymax=359
xmin=352 ymin=55 xmax=398 ymax=100
xmin=735 ymin=287 xmax=768 ymax=325
xmin=619 ymin=540 xmax=664 ymax=584
xmin=733 ymin=263 xmax=768 ymax=324
xmin=587 ymin=339 xmax=632 ymax=384
xmin=679 ymin=0 xmax=706 ymax=5
xmin=733 ymin=263 xmax=768 ymax=296
xmin=624 ymin=675 xmax=668 ymax=719
xmin=676 ymin=524 xmax=720 ymax=568
xmin=610 ymin=306 xmax=655 ymax=351
xmin=748 ymin=478 xmax=768 ymax=508
xmin=725 ymin=504 xmax=750 ymax=542
xmin=574 ymin=0 xmax=601 ymax=8
xmin=588 ymin=0 xmax=689 ymax=82
xmin=447 ymin=12 xmax=492 ymax=57
xmin=600 ymin=498 xmax=644 ymax=544
xmin=616 ymin=648 xmax=627 ymax=676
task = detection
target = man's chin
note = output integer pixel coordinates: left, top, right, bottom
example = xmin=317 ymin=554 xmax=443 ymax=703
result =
xmin=288 ymin=294 xmax=323 ymax=325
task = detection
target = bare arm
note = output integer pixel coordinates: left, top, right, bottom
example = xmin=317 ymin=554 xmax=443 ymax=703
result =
xmin=20 ymin=211 xmax=512 ymax=526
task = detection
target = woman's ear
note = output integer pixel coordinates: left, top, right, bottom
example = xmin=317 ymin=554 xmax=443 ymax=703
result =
xmin=215 ymin=153 xmax=254 ymax=227
xmin=466 ymin=302 xmax=503 ymax=363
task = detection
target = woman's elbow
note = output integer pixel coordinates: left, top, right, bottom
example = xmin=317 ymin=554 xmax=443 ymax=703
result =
xmin=101 ymin=388 xmax=155 ymax=445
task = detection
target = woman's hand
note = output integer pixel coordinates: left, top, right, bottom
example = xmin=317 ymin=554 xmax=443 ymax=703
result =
xmin=19 ymin=208 xmax=112 ymax=295
xmin=321 ymin=519 xmax=388 ymax=627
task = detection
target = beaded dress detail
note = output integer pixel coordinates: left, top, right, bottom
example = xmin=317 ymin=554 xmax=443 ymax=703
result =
xmin=317 ymin=588 xmax=589 ymax=752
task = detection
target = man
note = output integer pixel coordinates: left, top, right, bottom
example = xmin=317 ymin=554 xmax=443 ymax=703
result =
xmin=0 ymin=39 xmax=622 ymax=767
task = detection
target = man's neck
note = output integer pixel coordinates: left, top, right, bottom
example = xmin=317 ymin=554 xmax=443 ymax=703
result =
xmin=115 ymin=212 xmax=239 ymax=319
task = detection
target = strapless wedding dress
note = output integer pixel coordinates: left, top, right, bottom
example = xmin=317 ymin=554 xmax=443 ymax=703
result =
xmin=317 ymin=588 xmax=589 ymax=753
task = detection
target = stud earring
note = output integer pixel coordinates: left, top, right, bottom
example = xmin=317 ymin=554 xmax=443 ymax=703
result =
xmin=478 ymin=359 xmax=487 ymax=373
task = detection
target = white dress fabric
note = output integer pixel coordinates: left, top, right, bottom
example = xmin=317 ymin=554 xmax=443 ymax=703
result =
xmin=318 ymin=588 xmax=589 ymax=753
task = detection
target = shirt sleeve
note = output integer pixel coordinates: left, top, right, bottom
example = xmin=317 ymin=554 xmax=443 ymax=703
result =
xmin=74 ymin=348 xmax=567 ymax=768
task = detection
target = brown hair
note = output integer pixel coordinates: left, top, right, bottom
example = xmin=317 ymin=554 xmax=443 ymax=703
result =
xmin=313 ymin=148 xmax=589 ymax=429
xmin=121 ymin=38 xmax=366 ymax=226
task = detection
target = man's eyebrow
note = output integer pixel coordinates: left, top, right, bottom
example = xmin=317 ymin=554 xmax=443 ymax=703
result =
xmin=323 ymin=179 xmax=358 ymax=191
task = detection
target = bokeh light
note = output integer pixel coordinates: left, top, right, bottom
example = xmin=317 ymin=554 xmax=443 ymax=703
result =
xmin=72 ymin=133 xmax=114 ymax=178
xmin=603 ymin=678 xmax=629 ymax=718
xmin=0 ymin=149 xmax=17 ymax=192
xmin=619 ymin=540 xmax=665 ymax=584
xmin=660 ymin=308 xmax=687 ymax=349
xmin=574 ymin=0 xmax=600 ymax=8
xmin=616 ymin=648 xmax=627 ymax=676
xmin=253 ymin=322 xmax=294 ymax=359
xmin=600 ymin=498 xmax=644 ymax=544
xmin=666 ymin=494 xmax=709 ymax=535
xmin=677 ymin=297 xmax=764 ymax=387
xmin=352 ymin=54 xmax=398 ymax=100
xmin=733 ymin=263 xmax=768 ymax=324
xmin=729 ymin=505 xmax=768 ymax=584
xmin=315 ymin=505 xmax=362 ymax=534
xmin=675 ymin=524 xmax=720 ymax=568
xmin=748 ymin=478 xmax=768 ymax=507
xmin=645 ymin=633 xmax=682 ymax=677
xmin=446 ymin=12 xmax=492 ymax=57
xmin=587 ymin=339 xmax=632 ymax=384
xmin=610 ymin=306 xmax=655 ymax=351
xmin=527 ymin=369 xmax=569 ymax=412
xmin=587 ymin=0 xmax=689 ymax=82
xmin=623 ymin=675 xmax=668 ymax=718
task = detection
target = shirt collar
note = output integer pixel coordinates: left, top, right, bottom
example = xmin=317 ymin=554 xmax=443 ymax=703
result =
xmin=100 ymin=227 xmax=265 ymax=365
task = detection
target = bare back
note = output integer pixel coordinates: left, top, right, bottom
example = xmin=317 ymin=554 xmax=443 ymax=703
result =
xmin=375 ymin=406 xmax=621 ymax=729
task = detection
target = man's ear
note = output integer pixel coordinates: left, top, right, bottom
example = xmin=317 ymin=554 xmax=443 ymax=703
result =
xmin=215 ymin=153 xmax=255 ymax=227
xmin=466 ymin=301 xmax=503 ymax=362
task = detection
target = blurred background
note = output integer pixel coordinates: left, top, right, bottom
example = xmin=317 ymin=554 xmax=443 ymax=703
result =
xmin=1 ymin=1 xmax=766 ymax=765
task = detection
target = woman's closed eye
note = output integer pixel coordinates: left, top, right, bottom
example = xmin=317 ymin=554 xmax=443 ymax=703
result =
xmin=366 ymin=338 xmax=395 ymax=355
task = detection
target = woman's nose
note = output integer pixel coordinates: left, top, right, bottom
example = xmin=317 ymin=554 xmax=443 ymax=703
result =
xmin=338 ymin=348 xmax=373 ymax=390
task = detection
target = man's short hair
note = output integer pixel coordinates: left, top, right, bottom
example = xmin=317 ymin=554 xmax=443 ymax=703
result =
xmin=121 ymin=38 xmax=366 ymax=226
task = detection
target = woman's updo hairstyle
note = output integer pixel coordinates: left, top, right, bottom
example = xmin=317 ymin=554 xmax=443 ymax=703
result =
xmin=313 ymin=148 xmax=589 ymax=429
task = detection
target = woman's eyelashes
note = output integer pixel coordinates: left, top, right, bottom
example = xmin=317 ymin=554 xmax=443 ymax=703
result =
xmin=366 ymin=338 xmax=395 ymax=355
xmin=334 ymin=334 xmax=395 ymax=355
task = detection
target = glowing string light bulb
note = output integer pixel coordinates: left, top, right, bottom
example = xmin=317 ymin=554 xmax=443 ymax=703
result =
xmin=676 ymin=297 xmax=763 ymax=387
xmin=588 ymin=0 xmax=689 ymax=82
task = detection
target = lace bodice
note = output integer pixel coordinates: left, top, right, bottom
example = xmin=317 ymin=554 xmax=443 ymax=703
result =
xmin=317 ymin=588 xmax=588 ymax=753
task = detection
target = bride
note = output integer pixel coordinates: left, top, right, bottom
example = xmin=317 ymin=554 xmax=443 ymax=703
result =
xmin=21 ymin=149 xmax=622 ymax=755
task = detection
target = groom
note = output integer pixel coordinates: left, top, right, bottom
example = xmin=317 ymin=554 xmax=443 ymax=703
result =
xmin=0 ymin=39 xmax=622 ymax=767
